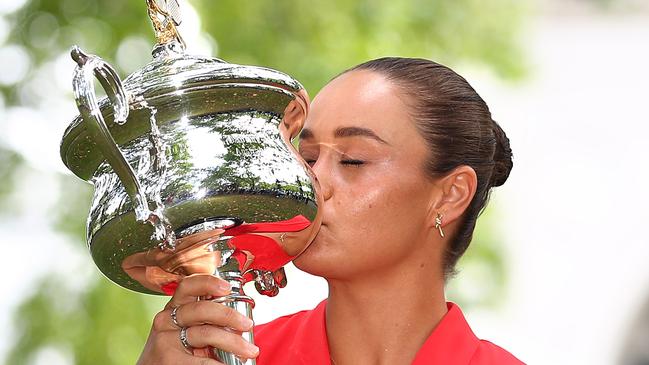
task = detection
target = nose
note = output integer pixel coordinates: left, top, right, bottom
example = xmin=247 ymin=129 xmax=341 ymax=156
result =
xmin=309 ymin=157 xmax=333 ymax=202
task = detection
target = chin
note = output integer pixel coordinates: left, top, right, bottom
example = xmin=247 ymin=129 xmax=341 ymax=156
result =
xmin=292 ymin=256 xmax=320 ymax=276
xmin=293 ymin=235 xmax=336 ymax=278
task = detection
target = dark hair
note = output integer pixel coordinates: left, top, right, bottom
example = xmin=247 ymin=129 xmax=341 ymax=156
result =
xmin=345 ymin=57 xmax=513 ymax=280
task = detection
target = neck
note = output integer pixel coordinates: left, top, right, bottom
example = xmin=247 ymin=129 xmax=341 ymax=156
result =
xmin=324 ymin=263 xmax=448 ymax=365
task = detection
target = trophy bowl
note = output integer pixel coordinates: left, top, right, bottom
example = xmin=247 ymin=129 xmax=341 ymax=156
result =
xmin=59 ymin=1 xmax=322 ymax=363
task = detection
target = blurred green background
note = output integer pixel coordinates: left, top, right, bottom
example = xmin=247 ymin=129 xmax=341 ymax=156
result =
xmin=0 ymin=0 xmax=528 ymax=363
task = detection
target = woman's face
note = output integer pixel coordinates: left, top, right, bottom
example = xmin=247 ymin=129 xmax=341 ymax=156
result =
xmin=293 ymin=70 xmax=443 ymax=279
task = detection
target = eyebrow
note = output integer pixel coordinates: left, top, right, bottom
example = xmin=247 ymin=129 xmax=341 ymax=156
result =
xmin=299 ymin=126 xmax=389 ymax=145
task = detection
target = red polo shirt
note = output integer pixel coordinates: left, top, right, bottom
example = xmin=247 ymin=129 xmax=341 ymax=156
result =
xmin=255 ymin=300 xmax=524 ymax=364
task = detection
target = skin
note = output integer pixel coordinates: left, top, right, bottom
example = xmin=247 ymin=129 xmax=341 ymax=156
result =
xmin=137 ymin=69 xmax=478 ymax=365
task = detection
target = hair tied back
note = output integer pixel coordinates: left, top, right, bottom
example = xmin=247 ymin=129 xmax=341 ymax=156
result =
xmin=489 ymin=119 xmax=513 ymax=188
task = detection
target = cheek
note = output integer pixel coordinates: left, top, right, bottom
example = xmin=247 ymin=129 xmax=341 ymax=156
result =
xmin=332 ymin=168 xmax=430 ymax=240
xmin=294 ymin=167 xmax=431 ymax=277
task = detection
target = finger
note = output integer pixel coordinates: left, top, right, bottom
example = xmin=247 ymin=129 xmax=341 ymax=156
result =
xmin=187 ymin=358 xmax=223 ymax=365
xmin=172 ymin=350 xmax=224 ymax=365
xmin=144 ymin=332 xmax=223 ymax=365
xmin=192 ymin=346 xmax=217 ymax=359
xmin=186 ymin=325 xmax=259 ymax=360
xmin=173 ymin=351 xmax=223 ymax=365
xmin=167 ymin=301 xmax=255 ymax=332
xmin=153 ymin=307 xmax=183 ymax=333
xmin=154 ymin=301 xmax=253 ymax=332
xmin=166 ymin=274 xmax=231 ymax=309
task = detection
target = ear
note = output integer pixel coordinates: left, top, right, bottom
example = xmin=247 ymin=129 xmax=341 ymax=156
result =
xmin=428 ymin=165 xmax=478 ymax=228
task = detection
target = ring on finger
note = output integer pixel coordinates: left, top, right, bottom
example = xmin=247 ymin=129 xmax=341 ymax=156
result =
xmin=170 ymin=306 xmax=182 ymax=328
xmin=179 ymin=327 xmax=193 ymax=354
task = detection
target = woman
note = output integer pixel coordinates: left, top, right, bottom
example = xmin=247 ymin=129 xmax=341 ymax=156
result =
xmin=137 ymin=57 xmax=523 ymax=365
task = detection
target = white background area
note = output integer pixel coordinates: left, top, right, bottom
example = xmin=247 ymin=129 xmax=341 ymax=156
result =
xmin=1 ymin=2 xmax=649 ymax=364
xmin=464 ymin=5 xmax=649 ymax=364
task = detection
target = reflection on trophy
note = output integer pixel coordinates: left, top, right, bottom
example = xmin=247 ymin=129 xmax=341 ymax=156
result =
xmin=59 ymin=1 xmax=322 ymax=364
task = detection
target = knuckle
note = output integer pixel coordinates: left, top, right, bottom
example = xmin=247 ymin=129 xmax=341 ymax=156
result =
xmin=152 ymin=310 xmax=169 ymax=331
xmin=196 ymin=324 xmax=214 ymax=339
xmin=221 ymin=306 xmax=237 ymax=321
xmin=179 ymin=273 xmax=205 ymax=289
xmin=175 ymin=276 xmax=191 ymax=289
xmin=205 ymin=276 xmax=223 ymax=292
xmin=196 ymin=300 xmax=213 ymax=316
xmin=183 ymin=275 xmax=209 ymax=295
xmin=152 ymin=332 xmax=171 ymax=353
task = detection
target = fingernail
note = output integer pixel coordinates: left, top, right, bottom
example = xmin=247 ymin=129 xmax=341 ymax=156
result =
xmin=242 ymin=316 xmax=254 ymax=329
xmin=216 ymin=280 xmax=231 ymax=292
xmin=248 ymin=344 xmax=259 ymax=356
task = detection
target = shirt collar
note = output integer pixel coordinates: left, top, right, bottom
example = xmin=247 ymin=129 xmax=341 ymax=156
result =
xmin=291 ymin=301 xmax=479 ymax=365
xmin=411 ymin=302 xmax=480 ymax=365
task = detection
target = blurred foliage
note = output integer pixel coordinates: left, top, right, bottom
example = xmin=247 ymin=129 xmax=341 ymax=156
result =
xmin=0 ymin=146 xmax=23 ymax=211
xmin=50 ymin=175 xmax=93 ymax=238
xmin=196 ymin=0 xmax=527 ymax=92
xmin=1 ymin=0 xmax=526 ymax=363
xmin=6 ymin=275 xmax=166 ymax=365
xmin=4 ymin=174 xmax=167 ymax=365
xmin=3 ymin=0 xmax=526 ymax=105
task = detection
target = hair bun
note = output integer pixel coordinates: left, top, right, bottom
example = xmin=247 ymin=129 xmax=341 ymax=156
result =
xmin=490 ymin=120 xmax=513 ymax=187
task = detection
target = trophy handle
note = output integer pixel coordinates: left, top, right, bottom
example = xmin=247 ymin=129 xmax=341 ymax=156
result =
xmin=70 ymin=46 xmax=151 ymax=223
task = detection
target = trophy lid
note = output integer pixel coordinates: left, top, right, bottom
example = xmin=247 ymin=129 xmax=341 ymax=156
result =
xmin=60 ymin=2 xmax=308 ymax=181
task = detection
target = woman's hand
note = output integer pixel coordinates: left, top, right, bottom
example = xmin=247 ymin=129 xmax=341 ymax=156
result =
xmin=137 ymin=274 xmax=260 ymax=365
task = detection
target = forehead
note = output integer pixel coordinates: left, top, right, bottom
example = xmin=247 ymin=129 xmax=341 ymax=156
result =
xmin=303 ymin=70 xmax=420 ymax=145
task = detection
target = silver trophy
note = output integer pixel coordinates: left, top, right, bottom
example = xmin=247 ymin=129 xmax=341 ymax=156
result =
xmin=59 ymin=1 xmax=322 ymax=364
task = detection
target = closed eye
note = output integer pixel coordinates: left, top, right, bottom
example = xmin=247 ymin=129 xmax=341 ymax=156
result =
xmin=302 ymin=159 xmax=364 ymax=167
xmin=341 ymin=159 xmax=364 ymax=166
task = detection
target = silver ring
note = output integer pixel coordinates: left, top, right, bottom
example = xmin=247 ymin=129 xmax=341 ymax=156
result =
xmin=170 ymin=306 xmax=181 ymax=328
xmin=179 ymin=327 xmax=193 ymax=354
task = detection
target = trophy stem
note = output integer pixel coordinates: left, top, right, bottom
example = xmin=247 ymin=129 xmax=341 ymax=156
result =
xmin=177 ymin=220 xmax=256 ymax=365
xmin=211 ymin=271 xmax=256 ymax=365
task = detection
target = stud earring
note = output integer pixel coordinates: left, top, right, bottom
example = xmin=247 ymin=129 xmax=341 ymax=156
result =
xmin=435 ymin=212 xmax=445 ymax=238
